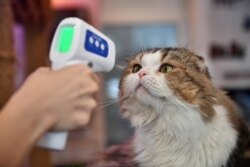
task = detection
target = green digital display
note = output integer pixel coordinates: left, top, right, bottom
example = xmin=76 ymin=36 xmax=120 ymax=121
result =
xmin=58 ymin=26 xmax=74 ymax=53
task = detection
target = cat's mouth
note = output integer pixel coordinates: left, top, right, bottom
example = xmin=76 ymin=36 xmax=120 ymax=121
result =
xmin=135 ymin=84 xmax=143 ymax=90
xmin=135 ymin=83 xmax=151 ymax=94
xmin=135 ymin=82 xmax=165 ymax=99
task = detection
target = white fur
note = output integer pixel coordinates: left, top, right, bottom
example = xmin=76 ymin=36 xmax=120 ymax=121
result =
xmin=121 ymin=52 xmax=238 ymax=167
xmin=133 ymin=104 xmax=237 ymax=167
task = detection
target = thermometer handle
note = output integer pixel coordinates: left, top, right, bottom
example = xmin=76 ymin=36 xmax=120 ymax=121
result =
xmin=37 ymin=131 xmax=68 ymax=150
xmin=37 ymin=61 xmax=89 ymax=150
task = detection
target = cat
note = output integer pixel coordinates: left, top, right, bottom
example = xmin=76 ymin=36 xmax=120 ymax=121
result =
xmin=87 ymin=48 xmax=250 ymax=167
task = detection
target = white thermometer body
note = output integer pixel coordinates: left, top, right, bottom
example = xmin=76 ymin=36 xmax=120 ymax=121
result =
xmin=37 ymin=17 xmax=115 ymax=150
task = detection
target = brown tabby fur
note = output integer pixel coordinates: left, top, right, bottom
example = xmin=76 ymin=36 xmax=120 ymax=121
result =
xmin=87 ymin=48 xmax=250 ymax=167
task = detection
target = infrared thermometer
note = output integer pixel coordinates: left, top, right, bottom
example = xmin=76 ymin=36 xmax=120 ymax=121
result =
xmin=37 ymin=17 xmax=115 ymax=150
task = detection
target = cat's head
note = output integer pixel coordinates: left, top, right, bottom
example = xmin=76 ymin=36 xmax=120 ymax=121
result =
xmin=119 ymin=48 xmax=217 ymax=126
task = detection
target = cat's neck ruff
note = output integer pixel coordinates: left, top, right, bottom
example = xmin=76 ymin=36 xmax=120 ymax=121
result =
xmin=132 ymin=101 xmax=238 ymax=167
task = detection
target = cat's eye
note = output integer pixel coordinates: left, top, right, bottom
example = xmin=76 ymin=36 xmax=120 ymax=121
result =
xmin=159 ymin=64 xmax=174 ymax=73
xmin=132 ymin=64 xmax=142 ymax=73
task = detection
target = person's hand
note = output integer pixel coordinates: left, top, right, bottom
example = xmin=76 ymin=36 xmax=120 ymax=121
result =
xmin=0 ymin=65 xmax=99 ymax=167
xmin=6 ymin=65 xmax=99 ymax=131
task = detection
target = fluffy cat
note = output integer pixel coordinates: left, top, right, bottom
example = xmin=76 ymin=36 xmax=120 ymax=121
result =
xmin=87 ymin=48 xmax=250 ymax=167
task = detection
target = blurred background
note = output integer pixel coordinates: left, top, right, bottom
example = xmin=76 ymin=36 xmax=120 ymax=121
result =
xmin=0 ymin=0 xmax=250 ymax=166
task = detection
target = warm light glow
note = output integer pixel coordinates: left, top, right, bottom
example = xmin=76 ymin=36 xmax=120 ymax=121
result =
xmin=50 ymin=0 xmax=100 ymax=27
xmin=51 ymin=0 xmax=93 ymax=9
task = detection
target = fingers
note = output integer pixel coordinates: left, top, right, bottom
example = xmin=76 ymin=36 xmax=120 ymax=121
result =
xmin=67 ymin=96 xmax=97 ymax=130
xmin=47 ymin=64 xmax=100 ymax=130
xmin=77 ymin=77 xmax=99 ymax=94
xmin=35 ymin=67 xmax=51 ymax=73
xmin=91 ymin=73 xmax=101 ymax=85
xmin=55 ymin=64 xmax=93 ymax=83
xmin=53 ymin=108 xmax=94 ymax=131
xmin=58 ymin=64 xmax=92 ymax=76
xmin=25 ymin=67 xmax=50 ymax=82
xmin=72 ymin=111 xmax=92 ymax=128
xmin=61 ymin=65 xmax=99 ymax=95
xmin=34 ymin=65 xmax=99 ymax=96
xmin=76 ymin=97 xmax=97 ymax=111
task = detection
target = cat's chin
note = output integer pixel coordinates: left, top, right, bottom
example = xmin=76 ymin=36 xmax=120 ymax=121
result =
xmin=135 ymin=84 xmax=149 ymax=94
xmin=135 ymin=86 xmax=154 ymax=100
xmin=134 ymin=90 xmax=160 ymax=108
xmin=135 ymin=85 xmax=163 ymax=101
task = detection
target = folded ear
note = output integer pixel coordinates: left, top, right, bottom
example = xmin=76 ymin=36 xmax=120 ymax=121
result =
xmin=196 ymin=55 xmax=211 ymax=78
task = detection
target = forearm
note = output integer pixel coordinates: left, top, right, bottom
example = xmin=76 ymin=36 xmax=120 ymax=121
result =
xmin=0 ymin=97 xmax=55 ymax=167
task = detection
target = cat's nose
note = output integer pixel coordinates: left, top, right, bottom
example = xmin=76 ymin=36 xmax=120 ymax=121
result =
xmin=138 ymin=70 xmax=148 ymax=79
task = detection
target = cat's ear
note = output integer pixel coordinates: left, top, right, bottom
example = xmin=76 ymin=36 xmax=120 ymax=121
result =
xmin=196 ymin=56 xmax=211 ymax=78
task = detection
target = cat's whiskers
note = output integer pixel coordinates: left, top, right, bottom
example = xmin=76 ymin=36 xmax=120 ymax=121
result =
xmin=97 ymin=96 xmax=128 ymax=110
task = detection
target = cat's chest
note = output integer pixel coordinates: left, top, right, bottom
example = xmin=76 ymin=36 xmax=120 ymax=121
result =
xmin=133 ymin=106 xmax=237 ymax=167
xmin=134 ymin=133 xmax=232 ymax=167
xmin=134 ymin=131 xmax=201 ymax=167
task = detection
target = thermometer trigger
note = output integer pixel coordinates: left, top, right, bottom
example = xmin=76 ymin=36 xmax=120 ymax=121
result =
xmin=87 ymin=62 xmax=93 ymax=68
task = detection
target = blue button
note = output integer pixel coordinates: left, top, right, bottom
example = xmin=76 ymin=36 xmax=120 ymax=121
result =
xmin=84 ymin=30 xmax=109 ymax=58
xmin=100 ymin=44 xmax=105 ymax=50
xmin=89 ymin=37 xmax=94 ymax=44
xmin=95 ymin=40 xmax=100 ymax=47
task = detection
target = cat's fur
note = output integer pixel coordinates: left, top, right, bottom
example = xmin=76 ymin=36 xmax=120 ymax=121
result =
xmin=87 ymin=48 xmax=250 ymax=167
